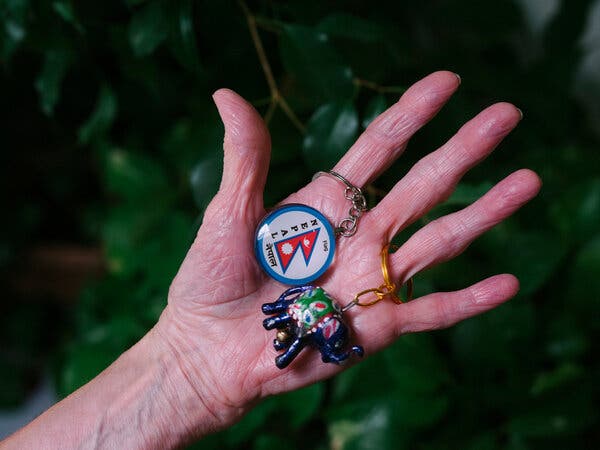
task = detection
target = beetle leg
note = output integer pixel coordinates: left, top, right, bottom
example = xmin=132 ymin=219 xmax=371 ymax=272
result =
xmin=321 ymin=345 xmax=364 ymax=364
xmin=275 ymin=336 xmax=308 ymax=369
xmin=273 ymin=338 xmax=290 ymax=350
xmin=263 ymin=313 xmax=293 ymax=330
xmin=261 ymin=285 xmax=313 ymax=315
xmin=261 ymin=299 xmax=293 ymax=315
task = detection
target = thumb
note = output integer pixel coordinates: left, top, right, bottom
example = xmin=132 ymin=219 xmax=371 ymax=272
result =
xmin=211 ymin=88 xmax=271 ymax=222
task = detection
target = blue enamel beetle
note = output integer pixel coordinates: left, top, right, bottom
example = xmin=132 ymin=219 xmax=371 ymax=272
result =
xmin=262 ymin=286 xmax=364 ymax=369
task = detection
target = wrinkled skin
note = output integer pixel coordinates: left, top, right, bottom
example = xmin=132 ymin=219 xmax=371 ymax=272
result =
xmin=155 ymin=71 xmax=541 ymax=431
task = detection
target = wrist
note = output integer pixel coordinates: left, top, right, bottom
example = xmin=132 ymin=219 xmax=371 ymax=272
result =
xmin=150 ymin=307 xmax=252 ymax=440
xmin=125 ymin=327 xmax=204 ymax=448
xmin=3 ymin=319 xmax=224 ymax=450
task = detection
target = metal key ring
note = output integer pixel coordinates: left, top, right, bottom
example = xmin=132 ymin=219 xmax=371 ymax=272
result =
xmin=312 ymin=170 xmax=368 ymax=237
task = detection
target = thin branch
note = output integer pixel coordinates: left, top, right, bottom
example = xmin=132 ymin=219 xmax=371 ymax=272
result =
xmin=239 ymin=0 xmax=306 ymax=134
xmin=254 ymin=16 xmax=285 ymax=33
xmin=242 ymin=4 xmax=401 ymax=131
xmin=239 ymin=0 xmax=278 ymax=96
xmin=264 ymin=99 xmax=278 ymax=125
xmin=251 ymin=96 xmax=274 ymax=107
xmin=278 ymin=97 xmax=305 ymax=133
xmin=354 ymin=78 xmax=406 ymax=94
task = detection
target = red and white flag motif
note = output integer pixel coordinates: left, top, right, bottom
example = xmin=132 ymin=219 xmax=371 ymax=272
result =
xmin=275 ymin=229 xmax=320 ymax=273
xmin=322 ymin=318 xmax=340 ymax=339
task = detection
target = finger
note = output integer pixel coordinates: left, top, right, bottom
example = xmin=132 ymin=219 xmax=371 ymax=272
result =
xmin=211 ymin=88 xmax=271 ymax=221
xmin=361 ymin=274 xmax=519 ymax=349
xmin=391 ymin=169 xmax=541 ymax=280
xmin=396 ymin=274 xmax=519 ymax=334
xmin=370 ymin=102 xmax=523 ymax=240
xmin=329 ymin=71 xmax=461 ymax=187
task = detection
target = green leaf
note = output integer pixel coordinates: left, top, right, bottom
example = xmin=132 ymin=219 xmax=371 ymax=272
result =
xmin=100 ymin=195 xmax=188 ymax=285
xmin=550 ymin=178 xmax=600 ymax=244
xmin=382 ymin=334 xmax=449 ymax=394
xmin=530 ymin=363 xmax=583 ymax=396
xmin=329 ymin=337 xmax=449 ymax=432
xmin=280 ymin=24 xmax=354 ymax=103
xmin=82 ymin=315 xmax=146 ymax=348
xmin=34 ymin=48 xmax=72 ymax=116
xmin=329 ymin=404 xmax=403 ymax=450
xmin=465 ymin=433 xmax=499 ymax=450
xmin=78 ymin=84 xmax=117 ymax=145
xmin=361 ymin=94 xmax=387 ymax=128
xmin=129 ymin=0 xmax=169 ymax=57
xmin=52 ymin=1 xmax=84 ymax=34
xmin=162 ymin=103 xmax=224 ymax=211
xmin=138 ymin=211 xmax=194 ymax=290
xmin=103 ymin=148 xmax=169 ymax=200
xmin=168 ymin=0 xmax=200 ymax=73
xmin=253 ymin=434 xmax=292 ymax=450
xmin=60 ymin=315 xmax=147 ymax=396
xmin=546 ymin=333 xmax=589 ymax=360
xmin=505 ymin=435 xmax=531 ymax=450
xmin=263 ymin=160 xmax=306 ymax=206
xmin=332 ymin=336 xmax=447 ymax=400
xmin=102 ymin=205 xmax=165 ymax=277
xmin=303 ymin=101 xmax=359 ymax=171
xmin=278 ymin=383 xmax=324 ymax=429
xmin=0 ymin=0 xmax=29 ymax=60
xmin=565 ymin=234 xmax=600 ymax=329
xmin=189 ymin=156 xmax=221 ymax=211
xmin=477 ymin=229 xmax=566 ymax=296
xmin=226 ymin=398 xmax=278 ymax=445
xmin=60 ymin=344 xmax=114 ymax=395
xmin=269 ymin=108 xmax=304 ymax=165
xmin=76 ymin=277 xmax=139 ymax=329
xmin=161 ymin=112 xmax=222 ymax=172
xmin=328 ymin=394 xmax=447 ymax=449
xmin=508 ymin=390 xmax=598 ymax=437
xmin=226 ymin=383 xmax=323 ymax=444
xmin=451 ymin=302 xmax=535 ymax=372
xmin=317 ymin=13 xmax=386 ymax=42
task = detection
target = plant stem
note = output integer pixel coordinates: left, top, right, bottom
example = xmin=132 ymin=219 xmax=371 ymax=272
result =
xmin=239 ymin=0 xmax=305 ymax=134
xmin=354 ymin=78 xmax=406 ymax=94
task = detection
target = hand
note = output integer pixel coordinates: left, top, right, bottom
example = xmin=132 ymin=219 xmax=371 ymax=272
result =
xmin=156 ymin=71 xmax=541 ymax=435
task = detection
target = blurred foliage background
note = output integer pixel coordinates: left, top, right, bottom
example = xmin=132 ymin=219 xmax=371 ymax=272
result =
xmin=1 ymin=0 xmax=599 ymax=448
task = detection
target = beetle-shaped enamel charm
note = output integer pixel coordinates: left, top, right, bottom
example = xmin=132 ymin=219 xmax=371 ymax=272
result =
xmin=262 ymin=285 xmax=364 ymax=369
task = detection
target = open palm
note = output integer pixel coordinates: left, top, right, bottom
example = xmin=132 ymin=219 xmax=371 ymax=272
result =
xmin=155 ymin=71 xmax=541 ymax=429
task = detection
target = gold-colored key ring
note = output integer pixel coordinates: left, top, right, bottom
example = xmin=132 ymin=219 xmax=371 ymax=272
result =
xmin=342 ymin=244 xmax=414 ymax=311
xmin=381 ymin=244 xmax=414 ymax=304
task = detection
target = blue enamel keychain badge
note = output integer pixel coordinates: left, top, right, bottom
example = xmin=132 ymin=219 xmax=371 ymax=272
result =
xmin=255 ymin=204 xmax=336 ymax=285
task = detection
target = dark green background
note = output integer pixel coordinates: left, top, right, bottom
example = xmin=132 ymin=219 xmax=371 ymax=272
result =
xmin=1 ymin=0 xmax=599 ymax=448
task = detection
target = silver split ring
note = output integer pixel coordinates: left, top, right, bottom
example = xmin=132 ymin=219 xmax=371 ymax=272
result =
xmin=312 ymin=170 xmax=368 ymax=237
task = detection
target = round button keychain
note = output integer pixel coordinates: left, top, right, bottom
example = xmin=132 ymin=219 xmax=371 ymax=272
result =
xmin=255 ymin=204 xmax=336 ymax=285
xmin=254 ymin=171 xmax=367 ymax=285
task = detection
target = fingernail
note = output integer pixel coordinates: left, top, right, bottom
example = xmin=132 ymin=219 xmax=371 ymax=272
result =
xmin=517 ymin=107 xmax=524 ymax=120
xmin=454 ymin=73 xmax=461 ymax=84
